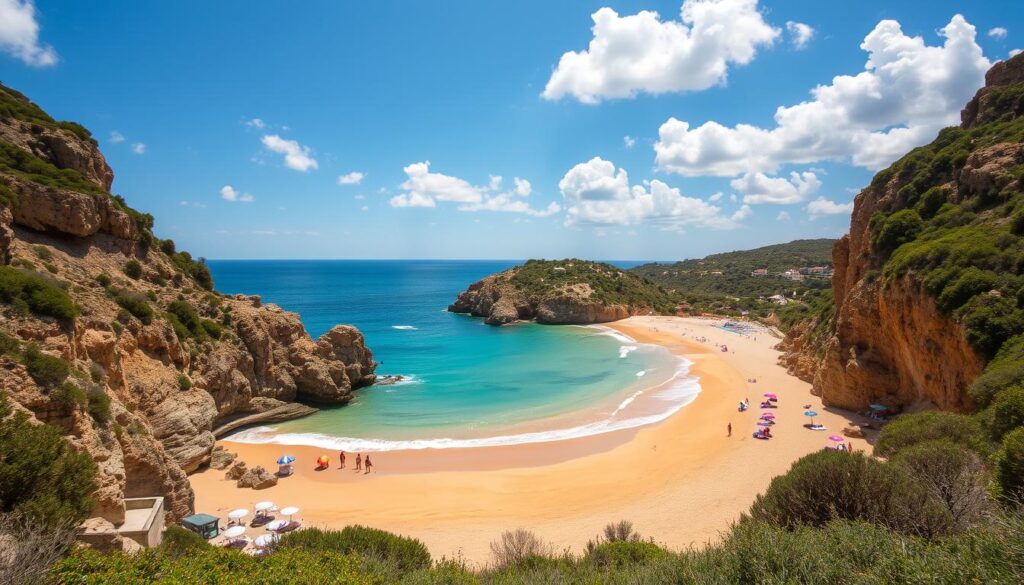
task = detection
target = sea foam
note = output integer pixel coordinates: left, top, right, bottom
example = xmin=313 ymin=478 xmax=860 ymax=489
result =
xmin=391 ymin=325 xmax=418 ymax=330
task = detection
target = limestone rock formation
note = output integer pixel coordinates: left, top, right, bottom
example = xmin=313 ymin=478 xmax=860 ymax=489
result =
xmin=236 ymin=466 xmax=277 ymax=490
xmin=0 ymin=83 xmax=377 ymax=528
xmin=781 ymin=55 xmax=1024 ymax=412
xmin=449 ymin=260 xmax=671 ymax=325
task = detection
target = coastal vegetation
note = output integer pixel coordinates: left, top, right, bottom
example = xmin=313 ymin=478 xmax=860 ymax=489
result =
xmin=0 ymin=266 xmax=77 ymax=321
xmin=508 ymin=259 xmax=677 ymax=312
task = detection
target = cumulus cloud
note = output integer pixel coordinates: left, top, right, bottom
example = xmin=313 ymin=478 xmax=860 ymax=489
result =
xmin=730 ymin=171 xmax=821 ymax=204
xmin=390 ymin=162 xmax=557 ymax=216
xmin=338 ymin=171 xmax=365 ymax=185
xmin=542 ymin=0 xmax=778 ymax=103
xmin=655 ymin=15 xmax=991 ymax=176
xmin=806 ymin=196 xmax=853 ymax=218
xmin=708 ymin=192 xmax=724 ymax=202
xmin=786 ymin=21 xmax=814 ymax=49
xmin=221 ymin=185 xmax=254 ymax=203
xmin=1011 ymin=49 xmax=1022 ymax=58
xmin=623 ymin=136 xmax=636 ymax=149
xmin=108 ymin=131 xmax=125 ymax=144
xmin=0 ymin=0 xmax=57 ymax=67
xmin=130 ymin=143 xmax=146 ymax=155
xmin=261 ymin=134 xmax=318 ymax=172
xmin=245 ymin=118 xmax=266 ymax=129
xmin=558 ymin=157 xmax=743 ymax=229
xmin=776 ymin=211 xmax=791 ymax=221
xmin=988 ymin=27 xmax=1008 ymax=39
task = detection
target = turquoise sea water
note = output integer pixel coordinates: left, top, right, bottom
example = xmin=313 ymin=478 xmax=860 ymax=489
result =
xmin=208 ymin=260 xmax=698 ymax=451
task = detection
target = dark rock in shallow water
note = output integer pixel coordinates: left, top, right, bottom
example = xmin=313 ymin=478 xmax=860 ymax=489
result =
xmin=375 ymin=375 xmax=406 ymax=386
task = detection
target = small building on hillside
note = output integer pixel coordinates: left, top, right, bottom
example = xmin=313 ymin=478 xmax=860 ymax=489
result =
xmin=751 ymin=268 xmax=768 ymax=277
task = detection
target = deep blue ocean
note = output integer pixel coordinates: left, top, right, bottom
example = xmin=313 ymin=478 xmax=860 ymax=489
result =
xmin=208 ymin=260 xmax=697 ymax=451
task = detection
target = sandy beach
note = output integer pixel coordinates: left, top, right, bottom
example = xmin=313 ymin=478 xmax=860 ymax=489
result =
xmin=191 ymin=316 xmax=873 ymax=566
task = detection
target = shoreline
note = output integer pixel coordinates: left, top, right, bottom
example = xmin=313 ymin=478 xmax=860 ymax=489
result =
xmin=191 ymin=316 xmax=874 ymax=565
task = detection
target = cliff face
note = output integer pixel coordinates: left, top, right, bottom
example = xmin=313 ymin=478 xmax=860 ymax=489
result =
xmin=0 ymin=86 xmax=376 ymax=527
xmin=449 ymin=260 xmax=672 ymax=325
xmin=782 ymin=55 xmax=1024 ymax=412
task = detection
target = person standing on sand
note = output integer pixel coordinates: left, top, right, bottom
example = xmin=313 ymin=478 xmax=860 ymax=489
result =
xmin=355 ymin=453 xmax=362 ymax=471
xmin=364 ymin=455 xmax=373 ymax=474
xmin=339 ymin=451 xmax=346 ymax=469
xmin=727 ymin=422 xmax=732 ymax=437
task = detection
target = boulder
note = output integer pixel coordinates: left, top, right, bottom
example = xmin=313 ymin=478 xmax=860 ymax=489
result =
xmin=209 ymin=447 xmax=236 ymax=470
xmin=236 ymin=466 xmax=278 ymax=490
xmin=224 ymin=461 xmax=247 ymax=481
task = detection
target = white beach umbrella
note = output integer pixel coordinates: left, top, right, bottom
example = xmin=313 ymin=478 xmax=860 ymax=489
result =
xmin=223 ymin=525 xmax=246 ymax=539
xmin=254 ymin=501 xmax=275 ymax=514
xmin=266 ymin=519 xmax=288 ymax=532
xmin=280 ymin=506 xmax=299 ymax=520
xmin=228 ymin=508 xmax=249 ymax=523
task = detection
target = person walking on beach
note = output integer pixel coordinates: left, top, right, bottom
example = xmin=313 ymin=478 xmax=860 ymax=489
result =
xmin=364 ymin=455 xmax=373 ymax=474
xmin=339 ymin=451 xmax=346 ymax=469
xmin=355 ymin=453 xmax=362 ymax=471
xmin=727 ymin=422 xmax=732 ymax=437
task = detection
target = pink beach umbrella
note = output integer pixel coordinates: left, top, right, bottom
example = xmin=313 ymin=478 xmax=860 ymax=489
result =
xmin=760 ymin=412 xmax=775 ymax=419
xmin=763 ymin=393 xmax=777 ymax=398
xmin=828 ymin=435 xmax=844 ymax=443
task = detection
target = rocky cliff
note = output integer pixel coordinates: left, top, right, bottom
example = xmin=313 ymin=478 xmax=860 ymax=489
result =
xmin=449 ymin=259 xmax=676 ymax=325
xmin=782 ymin=54 xmax=1024 ymax=413
xmin=0 ymin=84 xmax=376 ymax=528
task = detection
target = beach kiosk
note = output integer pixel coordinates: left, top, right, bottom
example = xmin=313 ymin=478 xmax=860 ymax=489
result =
xmin=181 ymin=513 xmax=220 ymax=540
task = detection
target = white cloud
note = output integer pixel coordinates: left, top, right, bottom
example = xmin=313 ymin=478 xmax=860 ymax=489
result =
xmin=360 ymin=205 xmax=369 ymax=212
xmin=0 ymin=0 xmax=57 ymax=67
xmin=806 ymin=197 xmax=853 ymax=218
xmin=776 ymin=211 xmax=791 ymax=221
xmin=786 ymin=21 xmax=815 ymax=49
xmin=179 ymin=200 xmax=207 ymax=209
xmin=655 ymin=15 xmax=991 ymax=176
xmin=542 ymin=0 xmax=779 ymax=103
xmin=338 ymin=171 xmax=365 ymax=185
xmin=730 ymin=171 xmax=821 ymax=204
xmin=1011 ymin=49 xmax=1022 ymax=58
xmin=354 ymin=194 xmax=366 ymax=200
xmin=708 ymin=192 xmax=723 ymax=202
xmin=390 ymin=162 xmax=556 ymax=216
xmin=558 ymin=157 xmax=743 ymax=229
xmin=108 ymin=131 xmax=125 ymax=144
xmin=261 ymin=134 xmax=318 ymax=172
xmin=245 ymin=118 xmax=266 ymax=129
xmin=988 ymin=27 xmax=1008 ymax=39
xmin=130 ymin=143 xmax=146 ymax=155
xmin=623 ymin=136 xmax=636 ymax=149
xmin=731 ymin=204 xmax=752 ymax=221
xmin=220 ymin=185 xmax=254 ymax=203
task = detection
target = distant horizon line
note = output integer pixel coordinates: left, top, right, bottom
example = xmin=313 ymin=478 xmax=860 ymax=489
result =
xmin=204 ymin=258 xmax=661 ymax=263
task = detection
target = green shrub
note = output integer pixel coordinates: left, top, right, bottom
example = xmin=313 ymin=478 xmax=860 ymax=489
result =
xmin=49 ymin=382 xmax=87 ymax=411
xmin=159 ymin=239 xmax=176 ymax=255
xmin=158 ymin=525 xmax=208 ymax=558
xmin=972 ymin=335 xmax=1024 ymax=407
xmin=0 ymin=266 xmax=77 ymax=320
xmin=937 ymin=267 xmax=999 ymax=313
xmin=985 ymin=386 xmax=1024 ymax=442
xmin=0 ymin=331 xmax=19 ymax=355
xmin=31 ymin=245 xmax=52 ymax=262
xmin=122 ymin=259 xmax=142 ymax=280
xmin=891 ymin=440 xmax=989 ymax=530
xmin=961 ymin=295 xmax=1024 ymax=359
xmin=278 ymin=525 xmax=432 ymax=571
xmin=995 ymin=428 xmax=1024 ymax=504
xmin=586 ymin=540 xmax=671 ymax=569
xmin=111 ymin=289 xmax=154 ymax=325
xmin=750 ymin=450 xmax=952 ymax=538
xmin=0 ymin=395 xmax=96 ymax=526
xmin=200 ymin=319 xmax=222 ymax=339
xmin=86 ymin=387 xmax=111 ymax=423
xmin=177 ymin=374 xmax=192 ymax=391
xmin=166 ymin=300 xmax=205 ymax=340
xmin=170 ymin=251 xmax=214 ymax=291
xmin=873 ymin=209 xmax=923 ymax=256
xmin=23 ymin=344 xmax=70 ymax=389
xmin=875 ymin=411 xmax=987 ymax=458
xmin=918 ymin=186 xmax=948 ymax=219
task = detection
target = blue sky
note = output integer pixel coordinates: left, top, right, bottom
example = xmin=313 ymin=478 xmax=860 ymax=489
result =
xmin=1 ymin=0 xmax=1020 ymax=260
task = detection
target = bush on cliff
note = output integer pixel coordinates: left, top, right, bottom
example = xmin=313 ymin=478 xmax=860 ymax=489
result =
xmin=277 ymin=525 xmax=432 ymax=571
xmin=122 ymin=259 xmax=142 ymax=280
xmin=875 ymin=411 xmax=987 ymax=458
xmin=891 ymin=440 xmax=990 ymax=530
xmin=872 ymin=209 xmax=923 ymax=256
xmin=0 ymin=395 xmax=96 ymax=526
xmin=972 ymin=334 xmax=1024 ymax=407
xmin=994 ymin=427 xmax=1024 ymax=504
xmin=111 ymin=289 xmax=154 ymax=325
xmin=23 ymin=343 xmax=70 ymax=389
xmin=0 ymin=266 xmax=77 ymax=321
xmin=749 ymin=450 xmax=952 ymax=538
xmin=983 ymin=386 xmax=1024 ymax=442
xmin=170 ymin=250 xmax=214 ymax=291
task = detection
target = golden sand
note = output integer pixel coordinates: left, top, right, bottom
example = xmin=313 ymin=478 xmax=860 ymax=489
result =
xmin=191 ymin=316 xmax=872 ymax=566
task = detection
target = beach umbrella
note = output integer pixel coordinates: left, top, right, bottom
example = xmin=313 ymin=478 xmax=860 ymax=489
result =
xmin=254 ymin=501 xmax=274 ymax=512
xmin=228 ymin=508 xmax=248 ymax=523
xmin=266 ymin=519 xmax=288 ymax=532
xmin=277 ymin=455 xmax=296 ymax=465
xmin=869 ymin=404 xmax=888 ymax=411
xmin=803 ymin=410 xmax=818 ymax=423
xmin=223 ymin=525 xmax=245 ymax=539
xmin=280 ymin=506 xmax=300 ymax=521
xmin=761 ymin=413 xmax=775 ymax=419
xmin=764 ymin=393 xmax=777 ymax=398
xmin=254 ymin=534 xmax=279 ymax=548
xmin=756 ymin=421 xmax=771 ymax=427
xmin=828 ymin=435 xmax=844 ymax=442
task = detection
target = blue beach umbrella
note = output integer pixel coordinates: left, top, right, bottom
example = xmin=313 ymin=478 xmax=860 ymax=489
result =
xmin=804 ymin=410 xmax=818 ymax=424
xmin=277 ymin=455 xmax=296 ymax=465
xmin=869 ymin=404 xmax=888 ymax=411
